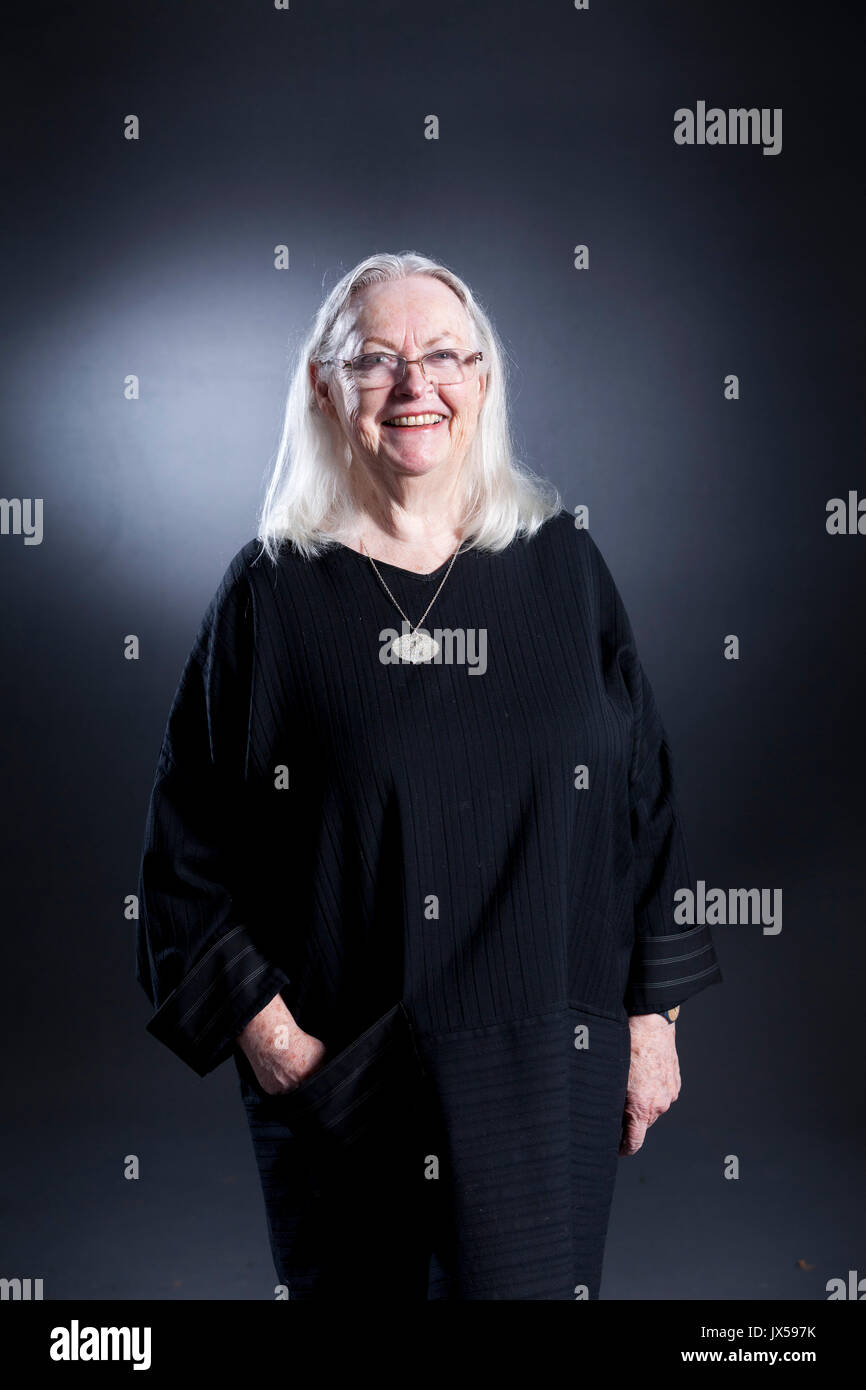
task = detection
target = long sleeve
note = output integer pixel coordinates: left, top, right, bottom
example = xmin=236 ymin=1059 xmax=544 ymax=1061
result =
xmin=586 ymin=530 xmax=723 ymax=1015
xmin=135 ymin=556 xmax=290 ymax=1077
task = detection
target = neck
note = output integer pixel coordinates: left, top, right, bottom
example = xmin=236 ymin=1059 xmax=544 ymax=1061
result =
xmin=338 ymin=458 xmax=467 ymax=551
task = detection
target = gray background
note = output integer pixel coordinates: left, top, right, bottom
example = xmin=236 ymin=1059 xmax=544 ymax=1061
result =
xmin=1 ymin=0 xmax=863 ymax=1298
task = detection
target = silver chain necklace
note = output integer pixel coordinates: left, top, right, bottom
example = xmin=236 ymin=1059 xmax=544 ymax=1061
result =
xmin=360 ymin=535 xmax=465 ymax=663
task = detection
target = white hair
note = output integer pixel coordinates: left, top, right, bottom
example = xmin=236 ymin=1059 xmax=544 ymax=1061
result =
xmin=257 ymin=250 xmax=561 ymax=563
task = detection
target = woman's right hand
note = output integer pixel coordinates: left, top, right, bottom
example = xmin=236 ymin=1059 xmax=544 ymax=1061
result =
xmin=236 ymin=992 xmax=328 ymax=1096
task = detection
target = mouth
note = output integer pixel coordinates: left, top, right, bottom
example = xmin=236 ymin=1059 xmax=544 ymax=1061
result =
xmin=381 ymin=413 xmax=447 ymax=429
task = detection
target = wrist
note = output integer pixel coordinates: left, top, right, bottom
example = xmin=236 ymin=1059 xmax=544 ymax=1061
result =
xmin=237 ymin=992 xmax=297 ymax=1052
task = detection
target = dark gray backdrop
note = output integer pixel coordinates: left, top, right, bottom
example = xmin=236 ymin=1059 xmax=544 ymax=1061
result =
xmin=1 ymin=0 xmax=863 ymax=1299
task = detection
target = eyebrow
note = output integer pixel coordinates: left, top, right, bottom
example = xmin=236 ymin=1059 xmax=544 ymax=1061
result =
xmin=361 ymin=334 xmax=460 ymax=351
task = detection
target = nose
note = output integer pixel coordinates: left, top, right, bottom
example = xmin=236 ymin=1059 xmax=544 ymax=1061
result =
xmin=396 ymin=360 xmax=434 ymax=397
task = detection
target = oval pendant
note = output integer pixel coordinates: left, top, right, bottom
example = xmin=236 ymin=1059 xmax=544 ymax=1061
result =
xmin=391 ymin=629 xmax=439 ymax=663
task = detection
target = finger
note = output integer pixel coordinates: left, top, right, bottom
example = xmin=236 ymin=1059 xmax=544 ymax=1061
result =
xmin=619 ymin=1114 xmax=647 ymax=1156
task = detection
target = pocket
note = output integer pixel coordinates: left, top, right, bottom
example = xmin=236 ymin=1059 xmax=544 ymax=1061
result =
xmin=265 ymin=1003 xmax=440 ymax=1191
xmin=238 ymin=1003 xmax=445 ymax=1277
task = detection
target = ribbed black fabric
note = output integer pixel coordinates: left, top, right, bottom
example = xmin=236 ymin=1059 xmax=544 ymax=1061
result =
xmin=135 ymin=506 xmax=722 ymax=1299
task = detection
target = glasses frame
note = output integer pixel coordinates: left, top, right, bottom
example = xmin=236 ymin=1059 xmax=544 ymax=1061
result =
xmin=315 ymin=349 xmax=484 ymax=388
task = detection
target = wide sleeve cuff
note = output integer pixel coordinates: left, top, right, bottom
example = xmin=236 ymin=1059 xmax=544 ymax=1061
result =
xmin=624 ymin=921 xmax=722 ymax=1014
xmin=144 ymin=923 xmax=290 ymax=1078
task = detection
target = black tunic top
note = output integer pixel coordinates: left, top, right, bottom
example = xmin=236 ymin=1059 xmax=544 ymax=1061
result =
xmin=135 ymin=506 xmax=722 ymax=1299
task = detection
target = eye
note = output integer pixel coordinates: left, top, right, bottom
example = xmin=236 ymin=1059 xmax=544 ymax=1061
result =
xmin=355 ymin=353 xmax=396 ymax=368
xmin=427 ymin=350 xmax=459 ymax=364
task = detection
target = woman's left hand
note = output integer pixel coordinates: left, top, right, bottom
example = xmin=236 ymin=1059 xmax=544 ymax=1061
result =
xmin=619 ymin=1014 xmax=681 ymax=1156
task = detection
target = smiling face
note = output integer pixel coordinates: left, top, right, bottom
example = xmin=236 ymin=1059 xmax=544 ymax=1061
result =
xmin=312 ymin=275 xmax=487 ymax=481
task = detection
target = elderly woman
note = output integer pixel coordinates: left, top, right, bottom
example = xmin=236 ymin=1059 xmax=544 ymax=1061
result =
xmin=136 ymin=250 xmax=722 ymax=1301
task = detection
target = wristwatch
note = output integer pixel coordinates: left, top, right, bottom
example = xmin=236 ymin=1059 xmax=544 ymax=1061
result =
xmin=657 ymin=1005 xmax=680 ymax=1024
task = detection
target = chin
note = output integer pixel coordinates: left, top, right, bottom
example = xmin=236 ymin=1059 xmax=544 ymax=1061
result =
xmin=380 ymin=438 xmax=446 ymax=464
xmin=390 ymin=449 xmax=450 ymax=472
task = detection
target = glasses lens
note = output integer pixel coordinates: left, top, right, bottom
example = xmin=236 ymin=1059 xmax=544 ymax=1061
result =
xmin=350 ymin=351 xmax=477 ymax=387
xmin=421 ymin=350 xmax=469 ymax=385
xmin=351 ymin=353 xmax=400 ymax=387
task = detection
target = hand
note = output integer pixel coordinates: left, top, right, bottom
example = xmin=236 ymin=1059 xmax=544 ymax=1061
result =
xmin=236 ymin=992 xmax=328 ymax=1096
xmin=619 ymin=1013 xmax=681 ymax=1156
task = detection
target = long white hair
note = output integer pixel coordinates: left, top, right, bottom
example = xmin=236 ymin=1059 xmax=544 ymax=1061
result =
xmin=257 ymin=251 xmax=561 ymax=563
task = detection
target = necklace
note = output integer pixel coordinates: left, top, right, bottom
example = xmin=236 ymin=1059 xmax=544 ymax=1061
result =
xmin=360 ymin=535 xmax=465 ymax=664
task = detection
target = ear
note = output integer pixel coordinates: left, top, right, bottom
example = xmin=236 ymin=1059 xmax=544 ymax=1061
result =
xmin=310 ymin=360 xmax=337 ymax=419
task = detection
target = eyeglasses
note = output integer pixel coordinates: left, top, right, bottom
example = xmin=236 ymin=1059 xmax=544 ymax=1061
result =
xmin=316 ymin=348 xmax=484 ymax=389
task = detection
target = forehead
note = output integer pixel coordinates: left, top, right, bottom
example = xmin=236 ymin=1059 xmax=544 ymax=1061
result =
xmin=348 ymin=275 xmax=470 ymax=343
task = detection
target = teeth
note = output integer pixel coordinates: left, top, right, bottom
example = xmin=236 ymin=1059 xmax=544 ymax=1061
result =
xmin=383 ymin=414 xmax=445 ymax=427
